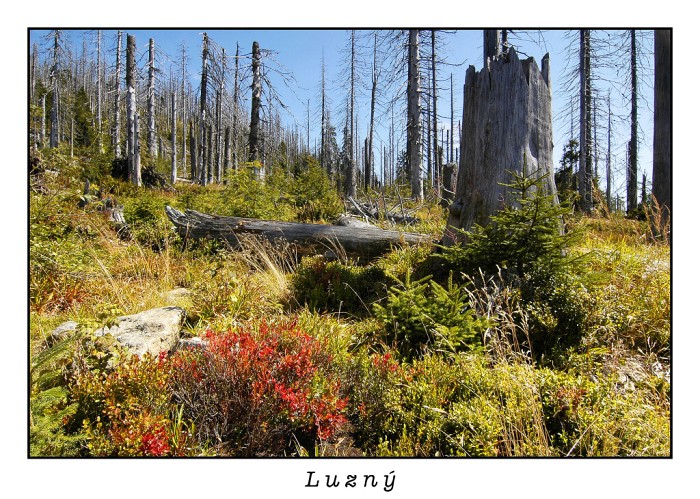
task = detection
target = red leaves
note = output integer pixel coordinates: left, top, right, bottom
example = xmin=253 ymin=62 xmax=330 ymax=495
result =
xmin=171 ymin=320 xmax=347 ymax=452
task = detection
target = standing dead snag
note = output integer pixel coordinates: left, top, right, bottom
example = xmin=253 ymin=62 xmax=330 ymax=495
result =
xmin=249 ymin=41 xmax=262 ymax=163
xmin=443 ymin=45 xmax=557 ymax=243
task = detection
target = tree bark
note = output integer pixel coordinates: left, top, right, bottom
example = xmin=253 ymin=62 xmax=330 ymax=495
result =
xmin=408 ymin=29 xmax=423 ymax=201
xmin=249 ymin=41 xmax=262 ymax=163
xmin=147 ymin=38 xmax=157 ymax=158
xmin=189 ymin=120 xmax=197 ymax=181
xmin=483 ymin=29 xmax=502 ymax=67
xmin=96 ymin=30 xmax=103 ymax=153
xmin=114 ymin=31 xmax=122 ymax=158
xmin=126 ymin=34 xmax=139 ymax=185
xmin=652 ymin=29 xmax=671 ymax=233
xmin=165 ymin=206 xmax=431 ymax=262
xmin=444 ymin=47 xmax=556 ymax=241
xmin=50 ymin=31 xmax=60 ymax=149
xmin=199 ymin=33 xmax=209 ymax=184
xmin=344 ymin=31 xmax=357 ymax=198
xmin=233 ymin=42 xmax=240 ymax=171
xmin=606 ymin=92 xmax=612 ymax=211
xmin=578 ymin=30 xmax=593 ymax=211
xmin=627 ymin=30 xmax=639 ymax=213
xmin=171 ymin=93 xmax=177 ymax=184
xmin=431 ymin=31 xmax=440 ymax=197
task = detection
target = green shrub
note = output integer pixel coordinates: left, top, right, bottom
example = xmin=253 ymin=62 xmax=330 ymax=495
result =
xmin=520 ymin=268 xmax=591 ymax=360
xmin=372 ymin=271 xmax=488 ymax=360
xmin=291 ymin=256 xmax=388 ymax=317
xmin=539 ymin=369 xmax=670 ymax=456
xmin=289 ymin=158 xmax=344 ymax=222
xmin=442 ymin=165 xmax=577 ymax=280
xmin=123 ymin=192 xmax=176 ymax=250
xmin=373 ymin=355 xmax=552 ymax=457
xmin=340 ymin=349 xmax=403 ymax=453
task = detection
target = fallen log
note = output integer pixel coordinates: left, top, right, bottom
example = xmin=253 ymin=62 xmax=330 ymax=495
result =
xmin=165 ymin=206 xmax=433 ymax=261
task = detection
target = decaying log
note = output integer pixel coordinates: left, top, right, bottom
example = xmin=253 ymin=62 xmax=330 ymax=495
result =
xmin=165 ymin=206 xmax=432 ymax=261
xmin=346 ymin=196 xmax=418 ymax=225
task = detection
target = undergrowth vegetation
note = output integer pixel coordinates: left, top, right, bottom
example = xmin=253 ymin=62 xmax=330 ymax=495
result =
xmin=29 ymin=147 xmax=670 ymax=457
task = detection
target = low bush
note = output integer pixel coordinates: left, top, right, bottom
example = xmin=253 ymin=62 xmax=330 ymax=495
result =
xmin=291 ymin=256 xmax=388 ymax=317
xmin=169 ymin=320 xmax=348 ymax=456
xmin=122 ymin=192 xmax=177 ymax=251
xmin=374 ymin=355 xmax=552 ymax=457
xmin=71 ymin=351 xmax=196 ymax=457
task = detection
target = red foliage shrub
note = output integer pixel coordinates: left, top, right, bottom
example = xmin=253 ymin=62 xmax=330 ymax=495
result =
xmin=72 ymin=352 xmax=194 ymax=456
xmin=170 ymin=320 xmax=348 ymax=456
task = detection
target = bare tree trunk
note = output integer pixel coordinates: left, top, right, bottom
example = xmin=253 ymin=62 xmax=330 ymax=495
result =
xmin=126 ymin=34 xmax=141 ymax=186
xmin=134 ymin=112 xmax=141 ymax=186
xmin=41 ymin=94 xmax=46 ymax=148
xmin=50 ymin=31 xmax=59 ymax=149
xmin=366 ymin=33 xmax=378 ymax=191
xmin=431 ymin=30 xmax=440 ymax=197
xmin=148 ymin=38 xmax=156 ymax=158
xmin=199 ymin=33 xmax=209 ymax=184
xmin=483 ymin=29 xmax=502 ymax=66
xmin=408 ymin=29 xmax=423 ymax=201
xmin=180 ymin=44 xmax=188 ymax=172
xmin=233 ymin=42 xmax=240 ymax=171
xmin=444 ymin=47 xmax=556 ymax=241
xmin=171 ymin=93 xmax=177 ymax=184
xmin=189 ymin=121 xmax=197 ymax=181
xmin=652 ymin=29 xmax=671 ymax=233
xmin=627 ymin=29 xmax=639 ymax=213
xmin=449 ymin=73 xmax=454 ymax=164
xmin=345 ymin=30 xmax=357 ymax=198
xmin=207 ymin=125 xmax=213 ymax=184
xmin=223 ymin=126 xmax=231 ymax=180
xmin=114 ymin=31 xmax=122 ymax=158
xmin=216 ymin=47 xmax=226 ymax=183
xmin=249 ymin=41 xmax=262 ymax=163
xmin=606 ymin=92 xmax=612 ymax=211
xmin=96 ymin=30 xmax=103 ymax=153
xmin=578 ymin=30 xmax=592 ymax=211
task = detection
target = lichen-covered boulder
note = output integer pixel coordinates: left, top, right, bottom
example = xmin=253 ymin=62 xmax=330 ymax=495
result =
xmin=94 ymin=306 xmax=185 ymax=358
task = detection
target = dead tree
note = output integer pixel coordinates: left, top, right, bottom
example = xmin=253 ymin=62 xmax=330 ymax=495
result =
xmin=407 ymin=29 xmax=423 ymax=201
xmin=627 ymin=29 xmax=639 ymax=213
xmin=165 ymin=206 xmax=431 ymax=262
xmin=199 ymin=33 xmax=210 ymax=184
xmin=443 ymin=43 xmax=556 ymax=242
xmin=147 ymin=38 xmax=157 ymax=158
xmin=171 ymin=93 xmax=177 ymax=184
xmin=578 ymin=30 xmax=593 ymax=211
xmin=652 ymin=29 xmax=671 ymax=234
xmin=249 ymin=41 xmax=262 ymax=162
xmin=113 ymin=31 xmax=122 ymax=158
xmin=49 ymin=30 xmax=61 ymax=148
xmin=126 ymin=34 xmax=141 ymax=186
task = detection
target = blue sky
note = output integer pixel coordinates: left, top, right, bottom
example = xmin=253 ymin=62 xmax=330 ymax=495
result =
xmin=29 ymin=28 xmax=654 ymax=202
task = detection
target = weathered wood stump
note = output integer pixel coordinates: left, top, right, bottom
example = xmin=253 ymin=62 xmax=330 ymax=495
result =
xmin=165 ymin=206 xmax=433 ymax=262
xmin=444 ymin=46 xmax=557 ymax=244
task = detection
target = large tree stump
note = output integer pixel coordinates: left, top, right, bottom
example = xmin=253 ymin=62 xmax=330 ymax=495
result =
xmin=443 ymin=46 xmax=557 ymax=244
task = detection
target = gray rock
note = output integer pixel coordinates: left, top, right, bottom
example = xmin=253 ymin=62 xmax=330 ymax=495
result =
xmin=49 ymin=321 xmax=79 ymax=345
xmin=94 ymin=306 xmax=185 ymax=358
xmin=176 ymin=336 xmax=208 ymax=351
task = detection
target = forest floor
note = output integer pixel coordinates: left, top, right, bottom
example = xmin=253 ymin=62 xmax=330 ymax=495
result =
xmin=29 ymin=148 xmax=670 ymax=457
